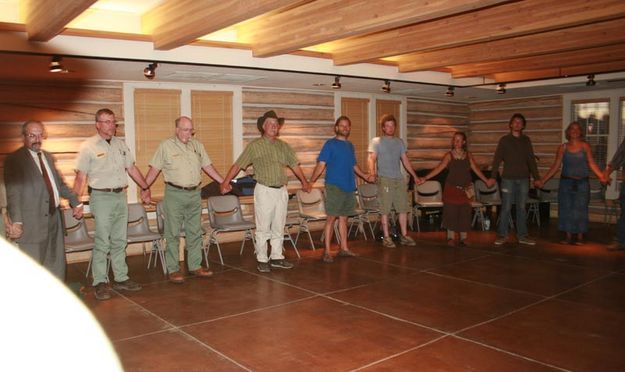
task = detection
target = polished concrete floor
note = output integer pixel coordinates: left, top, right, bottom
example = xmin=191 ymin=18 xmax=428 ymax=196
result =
xmin=67 ymin=221 xmax=625 ymax=371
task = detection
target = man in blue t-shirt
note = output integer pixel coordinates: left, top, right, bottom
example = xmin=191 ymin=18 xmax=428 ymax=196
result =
xmin=310 ymin=116 xmax=374 ymax=263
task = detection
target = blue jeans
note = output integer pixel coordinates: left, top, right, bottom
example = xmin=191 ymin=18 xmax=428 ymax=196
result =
xmin=618 ymin=182 xmax=625 ymax=245
xmin=557 ymin=178 xmax=589 ymax=234
xmin=497 ymin=178 xmax=529 ymax=239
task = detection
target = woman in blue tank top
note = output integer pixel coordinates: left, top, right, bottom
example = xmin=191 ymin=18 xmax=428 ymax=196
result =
xmin=536 ymin=122 xmax=607 ymax=244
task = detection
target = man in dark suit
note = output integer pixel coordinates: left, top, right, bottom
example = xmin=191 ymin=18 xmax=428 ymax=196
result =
xmin=4 ymin=120 xmax=83 ymax=280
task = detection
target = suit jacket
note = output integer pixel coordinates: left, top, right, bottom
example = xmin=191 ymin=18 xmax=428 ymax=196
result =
xmin=4 ymin=147 xmax=79 ymax=244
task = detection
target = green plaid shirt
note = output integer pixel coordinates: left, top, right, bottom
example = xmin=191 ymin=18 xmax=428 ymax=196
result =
xmin=236 ymin=137 xmax=299 ymax=187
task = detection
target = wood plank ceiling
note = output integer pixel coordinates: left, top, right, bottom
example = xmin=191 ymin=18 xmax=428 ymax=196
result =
xmin=16 ymin=0 xmax=625 ymax=85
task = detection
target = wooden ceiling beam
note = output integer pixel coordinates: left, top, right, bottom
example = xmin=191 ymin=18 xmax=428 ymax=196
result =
xmin=143 ymin=0 xmax=306 ymax=50
xmin=22 ymin=0 xmax=96 ymax=41
xmin=247 ymin=0 xmax=510 ymax=57
xmin=396 ymin=18 xmax=625 ymax=72
xmin=451 ymin=44 xmax=625 ymax=78
xmin=488 ymin=60 xmax=625 ymax=82
xmin=332 ymin=0 xmax=625 ymax=66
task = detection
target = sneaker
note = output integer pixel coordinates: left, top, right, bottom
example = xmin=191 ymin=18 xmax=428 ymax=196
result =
xmin=518 ymin=237 xmax=536 ymax=246
xmin=270 ymin=259 xmax=294 ymax=269
xmin=337 ymin=249 xmax=357 ymax=257
xmin=94 ymin=283 xmax=111 ymax=301
xmin=112 ymin=279 xmax=142 ymax=292
xmin=458 ymin=240 xmax=468 ymax=248
xmin=189 ymin=267 xmax=213 ymax=277
xmin=168 ymin=271 xmax=185 ymax=284
xmin=399 ymin=235 xmax=417 ymax=246
xmin=257 ymin=262 xmax=271 ymax=273
xmin=494 ymin=237 xmax=506 ymax=246
xmin=322 ymin=253 xmax=334 ymax=263
xmin=382 ymin=237 xmax=396 ymax=248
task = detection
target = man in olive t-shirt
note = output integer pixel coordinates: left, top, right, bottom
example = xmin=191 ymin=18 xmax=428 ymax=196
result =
xmin=220 ymin=110 xmax=310 ymax=273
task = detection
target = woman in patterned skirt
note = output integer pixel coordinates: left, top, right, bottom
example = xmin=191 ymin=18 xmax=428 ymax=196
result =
xmin=418 ymin=132 xmax=494 ymax=247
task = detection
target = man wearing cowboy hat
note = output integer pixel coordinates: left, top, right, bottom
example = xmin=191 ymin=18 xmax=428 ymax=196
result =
xmin=221 ymin=110 xmax=311 ymax=273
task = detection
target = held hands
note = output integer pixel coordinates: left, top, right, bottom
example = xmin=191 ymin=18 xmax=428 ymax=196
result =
xmin=302 ymin=180 xmax=312 ymax=193
xmin=72 ymin=204 xmax=84 ymax=219
xmin=6 ymin=222 xmax=23 ymax=240
xmin=140 ymin=188 xmax=152 ymax=204
xmin=364 ymin=174 xmax=376 ymax=183
xmin=600 ymin=171 xmax=612 ymax=185
xmin=486 ymin=178 xmax=497 ymax=188
xmin=533 ymin=179 xmax=544 ymax=189
xmin=220 ymin=181 xmax=232 ymax=194
xmin=415 ymin=177 xmax=426 ymax=186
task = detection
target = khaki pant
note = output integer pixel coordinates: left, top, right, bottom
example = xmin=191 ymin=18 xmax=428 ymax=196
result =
xmin=163 ymin=185 xmax=203 ymax=273
xmin=254 ymin=184 xmax=288 ymax=263
xmin=90 ymin=190 xmax=129 ymax=285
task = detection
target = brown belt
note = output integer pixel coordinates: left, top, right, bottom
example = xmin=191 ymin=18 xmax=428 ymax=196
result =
xmin=166 ymin=182 xmax=199 ymax=191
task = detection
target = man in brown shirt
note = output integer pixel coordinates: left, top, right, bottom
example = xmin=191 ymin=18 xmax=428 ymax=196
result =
xmin=489 ymin=113 xmax=540 ymax=246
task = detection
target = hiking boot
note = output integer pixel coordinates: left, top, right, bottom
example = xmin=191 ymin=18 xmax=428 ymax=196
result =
xmin=518 ymin=237 xmax=536 ymax=246
xmin=257 ymin=262 xmax=271 ymax=273
xmin=270 ymin=259 xmax=294 ymax=269
xmin=382 ymin=237 xmax=396 ymax=248
xmin=337 ymin=249 xmax=357 ymax=257
xmin=322 ymin=253 xmax=334 ymax=263
xmin=112 ymin=279 xmax=142 ymax=292
xmin=94 ymin=283 xmax=111 ymax=301
xmin=399 ymin=235 xmax=416 ymax=246
xmin=494 ymin=236 xmax=506 ymax=246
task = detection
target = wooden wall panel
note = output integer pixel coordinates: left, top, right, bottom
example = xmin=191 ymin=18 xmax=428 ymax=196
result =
xmin=0 ymin=81 xmax=123 ymax=185
xmin=406 ymin=97 xmax=470 ymax=171
xmin=242 ymin=88 xmax=335 ymax=189
xmin=468 ymin=95 xmax=563 ymax=173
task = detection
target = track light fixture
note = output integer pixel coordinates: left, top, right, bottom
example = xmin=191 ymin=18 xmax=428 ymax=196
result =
xmin=496 ymin=83 xmax=506 ymax=94
xmin=143 ymin=62 xmax=158 ymax=80
xmin=445 ymin=86 xmax=455 ymax=97
xmin=586 ymin=74 xmax=596 ymax=86
xmin=49 ymin=56 xmax=64 ymax=73
xmin=331 ymin=76 xmax=341 ymax=89
xmin=381 ymin=80 xmax=391 ymax=93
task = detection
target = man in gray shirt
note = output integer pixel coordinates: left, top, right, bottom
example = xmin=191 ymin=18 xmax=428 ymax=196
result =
xmin=603 ymin=138 xmax=625 ymax=251
xmin=489 ymin=113 xmax=540 ymax=247
xmin=368 ymin=114 xmax=420 ymax=248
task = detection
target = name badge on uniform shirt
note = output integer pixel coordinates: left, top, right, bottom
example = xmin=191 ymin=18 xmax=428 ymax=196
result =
xmin=96 ymin=152 xmax=106 ymax=158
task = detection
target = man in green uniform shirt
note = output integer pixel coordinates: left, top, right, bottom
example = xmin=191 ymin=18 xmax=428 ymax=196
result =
xmin=74 ymin=108 xmax=151 ymax=301
xmin=221 ymin=110 xmax=311 ymax=273
xmin=143 ymin=116 xmax=225 ymax=284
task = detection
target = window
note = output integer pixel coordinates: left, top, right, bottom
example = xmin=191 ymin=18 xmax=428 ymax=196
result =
xmin=571 ymin=100 xmax=609 ymax=168
xmin=341 ymin=97 xmax=370 ymax=171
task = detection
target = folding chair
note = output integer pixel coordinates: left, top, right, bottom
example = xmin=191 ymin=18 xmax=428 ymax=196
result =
xmin=127 ymin=203 xmax=165 ymax=274
xmin=62 ymin=208 xmax=95 ymax=278
xmin=205 ymin=195 xmax=256 ymax=264
xmin=413 ymin=180 xmax=444 ymax=232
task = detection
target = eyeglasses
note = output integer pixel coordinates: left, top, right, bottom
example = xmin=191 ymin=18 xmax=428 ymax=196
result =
xmin=25 ymin=133 xmax=47 ymax=140
xmin=97 ymin=120 xmax=117 ymax=125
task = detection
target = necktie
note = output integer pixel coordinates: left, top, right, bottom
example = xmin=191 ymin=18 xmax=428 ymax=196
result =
xmin=38 ymin=152 xmax=56 ymax=214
